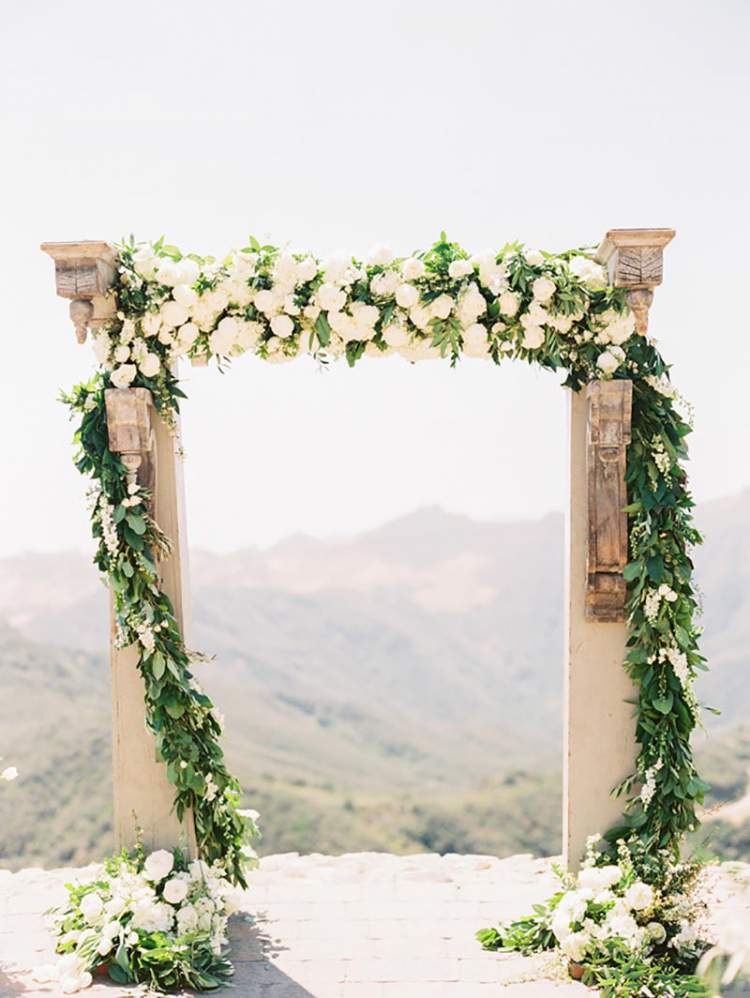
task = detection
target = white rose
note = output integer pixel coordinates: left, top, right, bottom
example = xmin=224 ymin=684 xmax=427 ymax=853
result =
xmin=322 ymin=256 xmax=351 ymax=286
xmin=142 ymin=312 xmax=162 ymax=337
xmin=395 ymin=283 xmax=419 ymax=309
xmin=144 ymin=849 xmax=174 ymax=882
xmin=463 ymin=324 xmax=488 ymax=351
xmin=532 ymin=276 xmax=556 ymax=303
xmin=163 ymin=877 xmax=189 ymax=905
xmin=113 ymin=345 xmax=130 ymax=363
xmin=79 ymin=892 xmax=104 ymax=922
xmin=177 ymin=904 xmax=199 ymax=933
xmin=596 ymin=350 xmax=620 ymax=376
xmin=97 ymin=937 xmax=113 ymax=956
xmin=132 ymin=249 xmax=158 ymax=279
xmin=624 ymin=881 xmax=655 ymax=912
xmin=253 ymin=289 xmax=277 ymax=315
xmin=383 ymin=324 xmax=409 ymax=348
xmin=91 ymin=332 xmax=111 ymax=365
xmin=522 ymin=325 xmax=545 ymax=350
xmin=430 ymin=294 xmax=453 ymax=320
xmin=173 ymin=284 xmax=198 ymax=308
xmin=409 ymin=304 xmax=431 ymax=330
xmin=647 ymin=921 xmax=667 ymax=944
xmin=498 ymin=290 xmax=520 ymax=317
xmin=177 ymin=258 xmax=200 ymax=285
xmin=270 ymin=314 xmax=294 ymax=338
xmin=177 ymin=322 xmax=200 ymax=348
xmin=111 ymin=364 xmax=137 ymax=389
xmin=296 ymin=256 xmax=318 ymax=283
xmin=160 ymin=300 xmax=189 ymax=329
xmin=155 ymin=260 xmax=181 ymax=287
xmin=104 ymin=896 xmax=126 ymax=918
xmin=139 ymin=352 xmax=161 ymax=379
xmin=561 ymin=930 xmax=590 ymax=964
xmin=365 ymin=245 xmax=394 ymax=267
xmin=448 ymin=259 xmax=473 ymax=279
xmin=401 ymin=257 xmax=425 ymax=280
xmin=316 ymin=283 xmax=347 ymax=313
xmin=524 ymin=248 xmax=544 ymax=266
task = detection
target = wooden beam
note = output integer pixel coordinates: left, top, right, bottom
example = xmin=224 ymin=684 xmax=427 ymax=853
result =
xmin=40 ymin=240 xmax=117 ymax=343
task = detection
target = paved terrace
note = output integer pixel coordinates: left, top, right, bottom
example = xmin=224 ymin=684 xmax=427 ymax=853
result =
xmin=1 ymin=853 xmax=749 ymax=997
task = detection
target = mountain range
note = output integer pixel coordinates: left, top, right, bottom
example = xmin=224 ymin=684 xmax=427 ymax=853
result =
xmin=0 ymin=488 xmax=748 ymax=868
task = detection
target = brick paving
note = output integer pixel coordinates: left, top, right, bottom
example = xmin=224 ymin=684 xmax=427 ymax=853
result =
xmin=1 ymin=852 xmax=748 ymax=997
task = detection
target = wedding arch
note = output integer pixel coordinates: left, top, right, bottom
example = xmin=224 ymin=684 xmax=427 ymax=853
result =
xmin=42 ymin=227 xmax=704 ymax=889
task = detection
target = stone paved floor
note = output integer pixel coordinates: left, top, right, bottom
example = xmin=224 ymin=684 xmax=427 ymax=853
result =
xmin=1 ymin=852 xmax=749 ymax=997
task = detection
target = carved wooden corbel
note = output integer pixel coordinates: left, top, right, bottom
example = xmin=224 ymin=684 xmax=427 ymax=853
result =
xmin=41 ymin=240 xmax=117 ymax=343
xmin=595 ymin=228 xmax=675 ymax=336
xmin=586 ymin=380 xmax=633 ymax=622
xmin=104 ymin=388 xmax=155 ymax=490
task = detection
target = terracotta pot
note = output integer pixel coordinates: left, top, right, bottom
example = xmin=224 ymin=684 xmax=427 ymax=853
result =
xmin=568 ymin=960 xmax=585 ymax=981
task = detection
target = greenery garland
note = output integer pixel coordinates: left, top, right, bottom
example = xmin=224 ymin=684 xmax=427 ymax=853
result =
xmin=63 ymin=236 xmax=707 ymax=982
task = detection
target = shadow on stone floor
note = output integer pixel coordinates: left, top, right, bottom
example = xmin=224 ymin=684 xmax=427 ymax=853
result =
xmin=0 ymin=916 xmax=313 ymax=997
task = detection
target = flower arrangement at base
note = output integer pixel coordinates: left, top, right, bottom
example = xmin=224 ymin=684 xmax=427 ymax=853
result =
xmin=477 ymin=836 xmax=711 ymax=997
xmin=42 ymin=842 xmax=252 ymax=993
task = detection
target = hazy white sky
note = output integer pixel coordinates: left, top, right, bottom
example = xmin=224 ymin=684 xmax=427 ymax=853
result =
xmin=1 ymin=0 xmax=748 ymax=556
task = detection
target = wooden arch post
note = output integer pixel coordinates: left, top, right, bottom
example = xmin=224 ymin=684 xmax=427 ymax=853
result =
xmin=564 ymin=227 xmax=675 ymax=867
xmin=42 ymin=241 xmax=196 ymax=855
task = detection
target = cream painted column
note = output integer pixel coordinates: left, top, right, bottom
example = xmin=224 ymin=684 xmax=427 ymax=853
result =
xmin=563 ymin=228 xmax=675 ymax=867
xmin=42 ymin=241 xmax=196 ymax=854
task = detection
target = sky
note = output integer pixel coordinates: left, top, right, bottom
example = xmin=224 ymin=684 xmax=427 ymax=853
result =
xmin=1 ymin=0 xmax=748 ymax=556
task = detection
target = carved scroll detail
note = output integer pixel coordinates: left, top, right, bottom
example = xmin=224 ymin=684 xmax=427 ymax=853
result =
xmin=104 ymin=388 xmax=154 ymax=490
xmin=41 ymin=241 xmax=117 ymax=343
xmin=586 ymin=380 xmax=633 ymax=622
xmin=595 ymin=228 xmax=674 ymax=338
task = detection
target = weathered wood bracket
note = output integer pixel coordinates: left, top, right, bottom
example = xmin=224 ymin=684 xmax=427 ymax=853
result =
xmin=40 ymin=240 xmax=118 ymax=343
xmin=104 ymin=388 xmax=155 ymax=489
xmin=585 ymin=379 xmax=633 ymax=622
xmin=596 ymin=228 xmax=675 ymax=336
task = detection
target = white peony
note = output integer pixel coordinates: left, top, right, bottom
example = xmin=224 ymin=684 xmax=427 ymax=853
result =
xmin=578 ymin=865 xmax=622 ymax=893
xmin=177 ymin=322 xmax=200 ymax=349
xmin=395 ymin=283 xmax=419 ymax=309
xmin=144 ymin=849 xmax=174 ymax=882
xmin=322 ymin=256 xmax=351 ymax=286
xmin=270 ymin=314 xmax=295 ymax=339
xmin=370 ymin=270 xmax=400 ymax=297
xmin=524 ymin=248 xmax=544 ymax=266
xmin=532 ymin=276 xmax=556 ymax=303
xmin=463 ymin=324 xmax=489 ymax=355
xmin=401 ymin=257 xmax=425 ymax=280
xmin=113 ymin=345 xmax=130 ymax=363
xmin=316 ymin=283 xmax=347 ymax=313
xmin=296 ymin=256 xmax=317 ymax=283
xmin=498 ymin=290 xmax=520 ymax=317
xmin=448 ymin=259 xmax=473 ymax=279
xmin=173 ymin=284 xmax=198 ymax=308
xmin=366 ymin=245 xmax=394 ymax=267
xmin=163 ymin=877 xmax=189 ymax=905
xmin=409 ymin=304 xmax=431 ymax=330
xmin=624 ymin=881 xmax=655 ymax=912
xmin=253 ymin=289 xmax=277 ymax=316
xmin=79 ymin=892 xmax=104 ymax=922
xmin=596 ymin=350 xmax=620 ymax=375
xmin=111 ymin=364 xmax=137 ymax=389
xmin=139 ymin=352 xmax=161 ymax=379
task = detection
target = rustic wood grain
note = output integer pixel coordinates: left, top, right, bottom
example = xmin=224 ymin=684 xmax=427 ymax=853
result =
xmin=585 ymin=380 xmax=633 ymax=622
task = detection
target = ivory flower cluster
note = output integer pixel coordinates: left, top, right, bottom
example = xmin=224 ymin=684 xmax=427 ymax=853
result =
xmin=43 ymin=847 xmax=243 ymax=992
xmin=93 ymin=236 xmax=638 ymax=386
